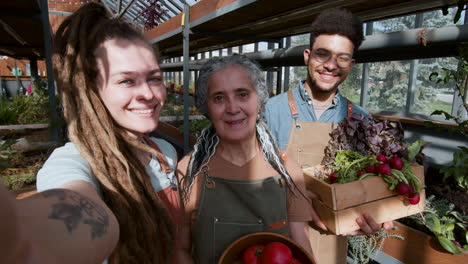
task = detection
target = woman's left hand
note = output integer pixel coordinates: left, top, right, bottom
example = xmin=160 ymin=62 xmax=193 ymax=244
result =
xmin=305 ymin=190 xmax=328 ymax=231
xmin=342 ymin=213 xmax=394 ymax=236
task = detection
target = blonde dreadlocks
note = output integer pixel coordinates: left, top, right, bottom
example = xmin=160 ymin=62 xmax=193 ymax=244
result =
xmin=52 ymin=3 xmax=174 ymax=263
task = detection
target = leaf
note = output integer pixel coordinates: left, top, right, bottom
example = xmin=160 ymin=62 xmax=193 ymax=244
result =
xmin=0 ymin=139 xmax=17 ymax=151
xmin=407 ymin=140 xmax=428 ymax=161
xmin=430 ymin=110 xmax=455 ymax=120
xmin=441 ymin=5 xmax=449 ymax=16
xmin=429 ymin=72 xmax=439 ymax=81
xmin=437 ymin=236 xmax=463 ymax=254
xmin=426 ymin=213 xmax=442 ymax=234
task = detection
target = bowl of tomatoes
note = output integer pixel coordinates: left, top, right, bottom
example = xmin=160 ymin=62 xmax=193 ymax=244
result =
xmin=217 ymin=232 xmax=316 ymax=264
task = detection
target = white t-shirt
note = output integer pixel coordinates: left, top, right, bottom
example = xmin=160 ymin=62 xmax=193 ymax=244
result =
xmin=36 ymin=137 xmax=178 ymax=195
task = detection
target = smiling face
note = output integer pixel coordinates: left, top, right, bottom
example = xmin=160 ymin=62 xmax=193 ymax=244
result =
xmin=304 ymin=34 xmax=355 ymax=95
xmin=95 ymin=38 xmax=166 ymax=137
xmin=207 ymin=65 xmax=259 ymax=144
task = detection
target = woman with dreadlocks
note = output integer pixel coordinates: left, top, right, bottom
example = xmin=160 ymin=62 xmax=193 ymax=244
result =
xmin=176 ymin=54 xmax=316 ymax=264
xmin=0 ymin=2 xmax=181 ymax=264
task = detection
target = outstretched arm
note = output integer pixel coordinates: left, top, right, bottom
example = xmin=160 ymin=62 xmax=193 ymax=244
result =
xmin=1 ymin=181 xmax=119 ymax=264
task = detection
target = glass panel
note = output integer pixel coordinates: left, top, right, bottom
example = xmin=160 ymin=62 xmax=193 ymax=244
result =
xmin=373 ymin=15 xmax=415 ymax=34
xmin=365 ymin=61 xmax=411 ymax=112
xmin=339 ymin=64 xmax=363 ymax=104
xmin=292 ymin=33 xmax=309 ymax=46
xmin=288 ymin=66 xmax=306 ymax=90
xmin=412 ymin=57 xmax=457 ymax=115
xmin=422 ymin=7 xmax=465 ymax=27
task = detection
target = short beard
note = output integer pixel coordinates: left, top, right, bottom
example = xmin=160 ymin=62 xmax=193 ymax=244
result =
xmin=306 ymin=69 xmax=340 ymax=95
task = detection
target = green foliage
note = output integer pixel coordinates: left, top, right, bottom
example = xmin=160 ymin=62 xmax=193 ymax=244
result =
xmin=367 ymin=61 xmax=409 ymax=112
xmin=440 ymin=146 xmax=468 ymax=190
xmin=403 ymin=195 xmax=467 ymax=254
xmin=0 ymin=139 xmax=17 ymax=170
xmin=0 ymin=172 xmax=36 ymax=191
xmin=348 ymin=229 xmax=404 ymax=264
xmin=0 ymin=87 xmax=49 ymax=125
xmin=179 ymin=118 xmax=210 ymax=137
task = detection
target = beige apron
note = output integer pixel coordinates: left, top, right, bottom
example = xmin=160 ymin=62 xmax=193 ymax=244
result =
xmin=284 ymin=89 xmax=352 ymax=264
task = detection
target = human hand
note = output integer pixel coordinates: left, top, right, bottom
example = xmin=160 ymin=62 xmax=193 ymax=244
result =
xmin=305 ymin=190 xmax=328 ymax=231
xmin=342 ymin=213 xmax=394 ymax=236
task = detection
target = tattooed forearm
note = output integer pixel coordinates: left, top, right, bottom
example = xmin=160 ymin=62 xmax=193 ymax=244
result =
xmin=41 ymin=189 xmax=109 ymax=239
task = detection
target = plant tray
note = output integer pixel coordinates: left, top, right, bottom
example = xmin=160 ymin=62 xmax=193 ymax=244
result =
xmin=303 ymin=165 xmax=426 ymax=235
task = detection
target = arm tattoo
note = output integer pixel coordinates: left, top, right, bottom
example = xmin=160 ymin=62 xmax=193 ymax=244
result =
xmin=41 ymin=189 xmax=109 ymax=240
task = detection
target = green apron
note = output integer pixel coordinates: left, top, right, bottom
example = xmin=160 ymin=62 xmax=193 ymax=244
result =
xmin=192 ymin=167 xmax=290 ymax=264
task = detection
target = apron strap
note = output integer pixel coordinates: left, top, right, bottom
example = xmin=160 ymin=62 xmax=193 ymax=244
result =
xmin=287 ymin=89 xmax=299 ymax=119
xmin=346 ymin=99 xmax=353 ymax=118
xmin=142 ymin=135 xmax=173 ymax=173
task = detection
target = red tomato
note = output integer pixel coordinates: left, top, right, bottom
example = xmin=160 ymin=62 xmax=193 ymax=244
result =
xmin=261 ymin=242 xmax=292 ymax=264
xmin=290 ymin=258 xmax=302 ymax=264
xmin=242 ymin=244 xmax=264 ymax=264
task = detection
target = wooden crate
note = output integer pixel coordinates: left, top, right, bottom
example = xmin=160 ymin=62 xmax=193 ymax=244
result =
xmin=303 ymin=165 xmax=426 ymax=235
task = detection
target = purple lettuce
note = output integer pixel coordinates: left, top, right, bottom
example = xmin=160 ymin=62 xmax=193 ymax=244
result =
xmin=322 ymin=114 xmax=408 ymax=166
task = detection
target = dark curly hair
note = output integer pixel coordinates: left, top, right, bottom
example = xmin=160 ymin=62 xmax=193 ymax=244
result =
xmin=309 ymin=8 xmax=364 ymax=52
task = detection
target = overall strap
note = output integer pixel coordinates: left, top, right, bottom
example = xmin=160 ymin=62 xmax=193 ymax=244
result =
xmin=142 ymin=135 xmax=173 ymax=173
xmin=287 ymin=89 xmax=299 ymax=119
xmin=346 ymin=99 xmax=353 ymax=118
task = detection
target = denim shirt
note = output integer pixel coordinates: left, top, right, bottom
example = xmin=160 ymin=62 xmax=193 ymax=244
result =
xmin=263 ymin=81 xmax=369 ymax=150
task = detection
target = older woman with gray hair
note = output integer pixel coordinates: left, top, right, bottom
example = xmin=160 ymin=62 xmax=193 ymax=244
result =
xmin=176 ymin=54 xmax=316 ymax=264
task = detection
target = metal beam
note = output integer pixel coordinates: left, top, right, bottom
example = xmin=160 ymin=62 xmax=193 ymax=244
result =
xmin=48 ymin=10 xmax=73 ymax=16
xmin=358 ymin=0 xmax=458 ymax=22
xmin=100 ymin=0 xmax=115 ymax=16
xmin=225 ymin=0 xmax=368 ymax=33
xmin=0 ymin=11 xmax=41 ymax=19
xmin=0 ymin=18 xmax=28 ymax=45
xmin=182 ymin=3 xmax=190 ymax=154
xmin=117 ymin=0 xmax=122 ymax=14
xmin=360 ymin=22 xmax=373 ymax=107
xmin=160 ymin=24 xmax=468 ymax=70
xmin=165 ymin=0 xmax=183 ymax=13
xmin=117 ymin=0 xmax=137 ymax=18
xmin=190 ymin=28 xmax=281 ymax=44
xmin=40 ymin=0 xmax=59 ymax=141
xmin=162 ymin=0 xmax=179 ymax=16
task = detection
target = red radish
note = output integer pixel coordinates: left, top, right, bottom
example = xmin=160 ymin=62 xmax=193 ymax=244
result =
xmin=328 ymin=171 xmax=337 ymax=183
xmin=358 ymin=170 xmax=366 ymax=176
xmin=365 ymin=165 xmax=376 ymax=173
xmin=407 ymin=192 xmax=420 ymax=205
xmin=396 ymin=183 xmax=412 ymax=196
xmin=376 ymin=154 xmax=388 ymax=163
xmin=377 ymin=163 xmax=391 ymax=175
xmin=389 ymin=156 xmax=404 ymax=170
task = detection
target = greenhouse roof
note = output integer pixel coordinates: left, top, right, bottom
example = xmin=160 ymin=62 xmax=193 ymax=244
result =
xmin=144 ymin=0 xmax=460 ymax=59
xmin=0 ymin=0 xmax=460 ymax=60
xmin=0 ymin=0 xmax=46 ymax=59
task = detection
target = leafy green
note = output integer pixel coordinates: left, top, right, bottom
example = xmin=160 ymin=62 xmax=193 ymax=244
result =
xmin=322 ymin=114 xmax=419 ymax=166
xmin=407 ymin=140 xmax=428 ymax=162
xmin=438 ymin=236 xmax=463 ymax=254
xmin=440 ymin=146 xmax=468 ymax=190
xmin=402 ymin=195 xmax=467 ymax=254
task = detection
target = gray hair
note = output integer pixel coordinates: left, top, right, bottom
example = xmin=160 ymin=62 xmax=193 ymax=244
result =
xmin=195 ymin=54 xmax=269 ymax=117
xmin=180 ymin=119 xmax=302 ymax=202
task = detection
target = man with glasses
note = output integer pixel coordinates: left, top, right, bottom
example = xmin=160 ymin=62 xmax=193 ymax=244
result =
xmin=264 ymin=8 xmax=393 ymax=264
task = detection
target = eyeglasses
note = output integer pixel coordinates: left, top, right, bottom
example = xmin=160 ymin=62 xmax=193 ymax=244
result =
xmin=311 ymin=49 xmax=354 ymax=68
